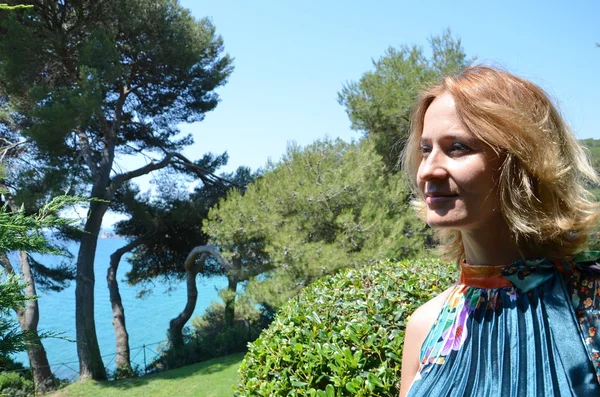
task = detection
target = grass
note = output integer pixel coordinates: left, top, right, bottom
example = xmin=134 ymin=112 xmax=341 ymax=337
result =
xmin=48 ymin=352 xmax=245 ymax=397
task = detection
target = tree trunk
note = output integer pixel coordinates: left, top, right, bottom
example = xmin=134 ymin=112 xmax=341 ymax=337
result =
xmin=223 ymin=276 xmax=237 ymax=329
xmin=75 ymin=198 xmax=109 ymax=380
xmin=75 ymin=127 xmax=182 ymax=379
xmin=0 ymin=251 xmax=56 ymax=393
xmin=1 ymin=195 xmax=55 ymax=392
xmin=168 ymin=245 xmax=232 ymax=348
xmin=107 ymin=239 xmax=142 ymax=377
xmin=168 ymin=254 xmax=207 ymax=348
xmin=16 ymin=252 xmax=56 ymax=393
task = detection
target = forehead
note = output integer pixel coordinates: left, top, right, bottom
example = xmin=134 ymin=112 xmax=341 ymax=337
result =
xmin=420 ymin=93 xmax=473 ymax=141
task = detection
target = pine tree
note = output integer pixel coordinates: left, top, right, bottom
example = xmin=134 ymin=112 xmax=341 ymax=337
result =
xmin=0 ymin=0 xmax=233 ymax=379
xmin=338 ymin=29 xmax=470 ymax=171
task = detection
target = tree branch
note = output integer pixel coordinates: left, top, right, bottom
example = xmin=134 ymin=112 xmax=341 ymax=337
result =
xmin=109 ymin=237 xmax=145 ymax=267
xmin=0 ymin=181 xmax=16 ymax=210
xmin=166 ymin=151 xmax=242 ymax=188
xmin=0 ymin=139 xmax=28 ymax=164
xmin=108 ymin=151 xmax=239 ymax=196
xmin=184 ymin=245 xmax=232 ymax=274
xmin=109 ymin=152 xmax=176 ymax=194
xmin=76 ymin=128 xmax=98 ymax=177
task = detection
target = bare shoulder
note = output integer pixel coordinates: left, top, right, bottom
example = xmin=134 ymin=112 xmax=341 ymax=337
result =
xmin=399 ymin=286 xmax=455 ymax=397
xmin=408 ymin=286 xmax=454 ymax=333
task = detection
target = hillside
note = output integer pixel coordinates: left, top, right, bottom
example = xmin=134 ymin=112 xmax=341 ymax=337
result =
xmin=581 ymin=139 xmax=600 ymax=200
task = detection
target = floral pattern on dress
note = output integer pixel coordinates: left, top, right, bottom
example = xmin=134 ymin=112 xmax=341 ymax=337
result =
xmin=416 ymin=284 xmax=518 ymax=375
xmin=414 ymin=254 xmax=600 ymax=385
xmin=417 ymin=286 xmax=469 ymax=371
xmin=567 ymin=256 xmax=600 ymax=384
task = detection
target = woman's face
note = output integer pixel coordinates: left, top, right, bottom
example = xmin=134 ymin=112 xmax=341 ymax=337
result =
xmin=416 ymin=93 xmax=504 ymax=231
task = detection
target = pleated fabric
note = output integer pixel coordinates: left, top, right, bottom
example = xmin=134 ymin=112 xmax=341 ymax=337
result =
xmin=406 ymin=255 xmax=600 ymax=397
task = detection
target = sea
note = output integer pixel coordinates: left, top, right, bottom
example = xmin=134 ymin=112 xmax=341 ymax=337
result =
xmin=10 ymin=237 xmax=227 ymax=379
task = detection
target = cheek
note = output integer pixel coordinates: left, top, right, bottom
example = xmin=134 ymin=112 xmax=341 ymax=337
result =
xmin=416 ymin=174 xmax=425 ymax=192
xmin=416 ymin=162 xmax=426 ymax=188
xmin=460 ymin=163 xmax=497 ymax=191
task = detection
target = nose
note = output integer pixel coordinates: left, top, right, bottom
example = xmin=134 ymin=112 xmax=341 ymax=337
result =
xmin=417 ymin=149 xmax=449 ymax=182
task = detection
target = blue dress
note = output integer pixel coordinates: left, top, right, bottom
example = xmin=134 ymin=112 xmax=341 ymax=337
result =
xmin=406 ymin=253 xmax=600 ymax=397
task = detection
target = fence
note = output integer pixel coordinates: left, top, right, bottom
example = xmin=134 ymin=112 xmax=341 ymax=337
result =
xmin=2 ymin=339 xmax=168 ymax=394
xmin=54 ymin=339 xmax=167 ymax=381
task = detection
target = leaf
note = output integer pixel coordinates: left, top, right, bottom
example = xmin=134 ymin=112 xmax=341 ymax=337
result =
xmin=368 ymin=373 xmax=384 ymax=388
xmin=325 ymin=384 xmax=335 ymax=397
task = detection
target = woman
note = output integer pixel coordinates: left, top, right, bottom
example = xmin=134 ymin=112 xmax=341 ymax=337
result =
xmin=399 ymin=66 xmax=600 ymax=397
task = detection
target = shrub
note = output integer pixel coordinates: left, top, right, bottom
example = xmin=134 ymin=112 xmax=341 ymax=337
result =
xmin=107 ymin=363 xmax=144 ymax=380
xmin=190 ymin=294 xmax=270 ymax=359
xmin=0 ymin=356 xmax=34 ymax=397
xmin=236 ymin=257 xmax=456 ymax=396
xmin=0 ymin=371 xmax=34 ymax=397
xmin=151 ymin=295 xmax=269 ymax=372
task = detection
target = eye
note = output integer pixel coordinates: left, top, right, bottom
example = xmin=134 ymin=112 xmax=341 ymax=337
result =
xmin=419 ymin=144 xmax=432 ymax=156
xmin=450 ymin=142 xmax=471 ymax=154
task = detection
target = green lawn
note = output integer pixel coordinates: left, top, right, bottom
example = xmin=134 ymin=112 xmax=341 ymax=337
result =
xmin=50 ymin=352 xmax=244 ymax=397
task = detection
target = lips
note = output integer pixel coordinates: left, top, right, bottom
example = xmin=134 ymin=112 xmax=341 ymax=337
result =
xmin=425 ymin=192 xmax=458 ymax=205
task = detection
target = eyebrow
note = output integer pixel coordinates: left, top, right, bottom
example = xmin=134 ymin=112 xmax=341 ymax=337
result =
xmin=420 ymin=134 xmax=479 ymax=145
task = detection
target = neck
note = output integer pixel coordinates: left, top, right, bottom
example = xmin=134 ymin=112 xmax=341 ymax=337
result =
xmin=461 ymin=222 xmax=532 ymax=266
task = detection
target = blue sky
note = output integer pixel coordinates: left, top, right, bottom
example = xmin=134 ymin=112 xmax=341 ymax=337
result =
xmin=175 ymin=0 xmax=599 ymax=170
xmin=106 ymin=0 xmax=600 ymax=226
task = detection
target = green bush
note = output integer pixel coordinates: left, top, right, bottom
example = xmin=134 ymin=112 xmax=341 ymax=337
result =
xmin=190 ymin=295 xmax=270 ymax=359
xmin=236 ymin=257 xmax=456 ymax=397
xmin=0 ymin=371 xmax=34 ymax=397
xmin=151 ymin=296 xmax=269 ymax=372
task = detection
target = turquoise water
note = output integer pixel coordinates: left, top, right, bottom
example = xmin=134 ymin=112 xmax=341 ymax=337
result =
xmin=12 ymin=238 xmax=227 ymax=378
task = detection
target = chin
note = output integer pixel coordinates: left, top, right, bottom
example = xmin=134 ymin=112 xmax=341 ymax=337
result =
xmin=426 ymin=219 xmax=465 ymax=229
xmin=425 ymin=210 xmax=502 ymax=231
xmin=425 ymin=213 xmax=471 ymax=230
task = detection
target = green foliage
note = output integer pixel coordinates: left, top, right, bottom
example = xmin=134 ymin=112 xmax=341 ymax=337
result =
xmin=0 ymin=0 xmax=234 ymax=238
xmin=116 ymin=163 xmax=256 ymax=289
xmin=0 ymin=4 xmax=32 ymax=11
xmin=153 ymin=297 xmax=267 ymax=372
xmin=0 ymin=356 xmax=39 ymax=397
xmin=0 ymin=0 xmax=233 ymax=163
xmin=580 ymin=138 xmax=600 ymax=170
xmin=1 ymin=1 xmax=233 ymax=377
xmin=0 ymin=195 xmax=82 ymax=254
xmin=205 ymin=139 xmax=428 ymax=310
xmin=191 ymin=295 xmax=268 ymax=355
xmin=0 ymin=271 xmax=34 ymax=357
xmin=0 ymin=192 xmax=83 ymax=362
xmin=580 ymin=138 xmax=600 ymax=201
xmin=236 ymin=257 xmax=456 ymax=396
xmin=338 ymin=29 xmax=470 ymax=171
xmin=0 ymin=370 xmax=34 ymax=397
xmin=578 ymin=139 xmax=600 ymax=250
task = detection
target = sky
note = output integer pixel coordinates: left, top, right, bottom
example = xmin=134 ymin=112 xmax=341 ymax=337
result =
xmin=105 ymin=0 xmax=600 ymax=227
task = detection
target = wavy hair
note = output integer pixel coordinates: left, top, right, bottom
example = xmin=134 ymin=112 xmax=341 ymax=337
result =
xmin=402 ymin=66 xmax=600 ymax=263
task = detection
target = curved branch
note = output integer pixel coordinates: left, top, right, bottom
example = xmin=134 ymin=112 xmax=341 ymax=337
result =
xmin=184 ymin=244 xmax=232 ymax=273
xmin=107 ymin=237 xmax=145 ymax=373
xmin=168 ymin=245 xmax=232 ymax=347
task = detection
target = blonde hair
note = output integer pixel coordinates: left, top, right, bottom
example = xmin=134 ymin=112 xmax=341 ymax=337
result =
xmin=402 ymin=66 xmax=600 ymax=263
